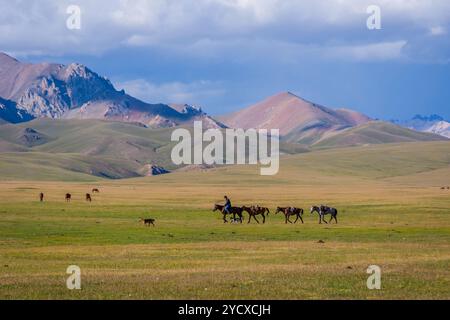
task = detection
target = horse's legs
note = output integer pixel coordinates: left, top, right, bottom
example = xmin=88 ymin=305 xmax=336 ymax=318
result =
xmin=318 ymin=215 xmax=322 ymax=224
xmin=223 ymin=214 xmax=228 ymax=223
xmin=262 ymin=214 xmax=265 ymax=224
xmin=322 ymin=216 xmax=328 ymax=224
xmin=299 ymin=215 xmax=304 ymax=224
xmin=294 ymin=215 xmax=299 ymax=224
xmin=287 ymin=215 xmax=293 ymax=224
xmin=329 ymin=216 xmax=333 ymax=224
xmin=334 ymin=215 xmax=338 ymax=224
xmin=248 ymin=215 xmax=252 ymax=224
xmin=253 ymin=216 xmax=260 ymax=224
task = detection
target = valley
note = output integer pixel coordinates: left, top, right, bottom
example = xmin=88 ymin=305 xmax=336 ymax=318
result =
xmin=0 ymin=141 xmax=449 ymax=299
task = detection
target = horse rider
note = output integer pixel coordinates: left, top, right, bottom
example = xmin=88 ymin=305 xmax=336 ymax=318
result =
xmin=223 ymin=195 xmax=232 ymax=214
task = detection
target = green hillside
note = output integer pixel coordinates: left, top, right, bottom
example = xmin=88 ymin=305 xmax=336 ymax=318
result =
xmin=0 ymin=119 xmax=178 ymax=180
xmin=313 ymin=121 xmax=445 ymax=149
xmin=0 ymin=119 xmax=448 ymax=181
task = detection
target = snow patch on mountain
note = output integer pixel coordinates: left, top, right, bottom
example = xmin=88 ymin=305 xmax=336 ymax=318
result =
xmin=391 ymin=114 xmax=450 ymax=139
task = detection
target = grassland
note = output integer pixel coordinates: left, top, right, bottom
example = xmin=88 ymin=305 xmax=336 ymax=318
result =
xmin=0 ymin=141 xmax=449 ymax=299
xmin=0 ymin=119 xmax=444 ymax=181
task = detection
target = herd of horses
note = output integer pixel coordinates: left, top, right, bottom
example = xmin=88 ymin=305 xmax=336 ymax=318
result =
xmin=39 ymin=188 xmax=100 ymax=203
xmin=213 ymin=204 xmax=338 ymax=224
xmin=38 ymin=188 xmax=337 ymax=225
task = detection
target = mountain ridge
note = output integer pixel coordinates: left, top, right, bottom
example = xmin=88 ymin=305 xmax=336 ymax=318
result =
xmin=391 ymin=114 xmax=450 ymax=138
xmin=219 ymin=91 xmax=372 ymax=144
xmin=0 ymin=52 xmax=224 ymax=128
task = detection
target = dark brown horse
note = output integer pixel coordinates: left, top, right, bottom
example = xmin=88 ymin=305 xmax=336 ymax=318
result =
xmin=86 ymin=193 xmax=92 ymax=202
xmin=275 ymin=207 xmax=304 ymax=224
xmin=65 ymin=193 xmax=71 ymax=202
xmin=139 ymin=218 xmax=155 ymax=227
xmin=92 ymin=188 xmax=100 ymax=193
xmin=39 ymin=193 xmax=44 ymax=202
xmin=213 ymin=204 xmax=243 ymax=223
xmin=242 ymin=206 xmax=269 ymax=224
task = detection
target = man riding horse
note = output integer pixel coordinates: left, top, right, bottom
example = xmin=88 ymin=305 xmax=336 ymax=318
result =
xmin=213 ymin=196 xmax=244 ymax=223
xmin=223 ymin=196 xmax=232 ymax=215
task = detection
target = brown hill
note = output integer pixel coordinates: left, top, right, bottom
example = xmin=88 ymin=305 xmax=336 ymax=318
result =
xmin=219 ymin=92 xmax=371 ymax=144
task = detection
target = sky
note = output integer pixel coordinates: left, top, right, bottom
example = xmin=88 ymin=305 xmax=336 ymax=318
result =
xmin=1 ymin=0 xmax=449 ymax=120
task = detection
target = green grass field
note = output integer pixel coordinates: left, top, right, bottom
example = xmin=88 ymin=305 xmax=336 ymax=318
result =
xmin=0 ymin=141 xmax=449 ymax=299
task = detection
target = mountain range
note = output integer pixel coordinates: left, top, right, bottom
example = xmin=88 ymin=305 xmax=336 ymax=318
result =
xmin=0 ymin=52 xmax=447 ymax=179
xmin=0 ymin=52 xmax=224 ymax=128
xmin=391 ymin=115 xmax=450 ymax=139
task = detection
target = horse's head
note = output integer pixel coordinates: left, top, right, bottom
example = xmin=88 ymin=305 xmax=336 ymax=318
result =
xmin=310 ymin=206 xmax=319 ymax=214
xmin=213 ymin=204 xmax=220 ymax=212
xmin=275 ymin=207 xmax=283 ymax=214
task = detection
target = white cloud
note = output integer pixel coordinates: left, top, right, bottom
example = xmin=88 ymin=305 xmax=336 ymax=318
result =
xmin=429 ymin=26 xmax=446 ymax=36
xmin=329 ymin=41 xmax=407 ymax=61
xmin=115 ymin=79 xmax=226 ymax=105
xmin=0 ymin=0 xmax=449 ymax=62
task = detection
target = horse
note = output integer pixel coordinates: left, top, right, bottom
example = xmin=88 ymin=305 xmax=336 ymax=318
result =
xmin=86 ymin=193 xmax=92 ymax=202
xmin=139 ymin=218 xmax=155 ymax=227
xmin=213 ymin=204 xmax=243 ymax=223
xmin=310 ymin=205 xmax=338 ymax=224
xmin=92 ymin=188 xmax=100 ymax=193
xmin=241 ymin=205 xmax=269 ymax=224
xmin=39 ymin=193 xmax=44 ymax=202
xmin=65 ymin=193 xmax=71 ymax=202
xmin=275 ymin=207 xmax=304 ymax=224
xmin=258 ymin=206 xmax=270 ymax=216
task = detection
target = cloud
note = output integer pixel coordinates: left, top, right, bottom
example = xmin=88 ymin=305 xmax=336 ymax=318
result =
xmin=115 ymin=79 xmax=226 ymax=105
xmin=329 ymin=41 xmax=407 ymax=61
xmin=0 ymin=0 xmax=449 ymax=63
xmin=429 ymin=26 xmax=446 ymax=36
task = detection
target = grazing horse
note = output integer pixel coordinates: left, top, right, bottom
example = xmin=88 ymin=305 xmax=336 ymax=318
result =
xmin=139 ymin=218 xmax=155 ymax=227
xmin=65 ymin=193 xmax=71 ymax=202
xmin=213 ymin=204 xmax=243 ymax=223
xmin=86 ymin=193 xmax=92 ymax=202
xmin=310 ymin=205 xmax=338 ymax=224
xmin=242 ymin=206 xmax=269 ymax=224
xmin=275 ymin=207 xmax=304 ymax=224
xmin=92 ymin=188 xmax=100 ymax=193
xmin=39 ymin=193 xmax=44 ymax=202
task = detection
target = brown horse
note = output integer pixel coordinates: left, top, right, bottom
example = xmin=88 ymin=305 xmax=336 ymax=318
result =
xmin=86 ymin=193 xmax=92 ymax=202
xmin=275 ymin=207 xmax=304 ymax=224
xmin=242 ymin=206 xmax=269 ymax=224
xmin=213 ymin=204 xmax=243 ymax=223
xmin=39 ymin=193 xmax=44 ymax=202
xmin=92 ymin=188 xmax=100 ymax=193
xmin=139 ymin=218 xmax=155 ymax=227
xmin=65 ymin=193 xmax=71 ymax=202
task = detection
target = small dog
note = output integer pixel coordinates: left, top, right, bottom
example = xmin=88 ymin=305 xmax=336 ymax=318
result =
xmin=139 ymin=218 xmax=155 ymax=227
